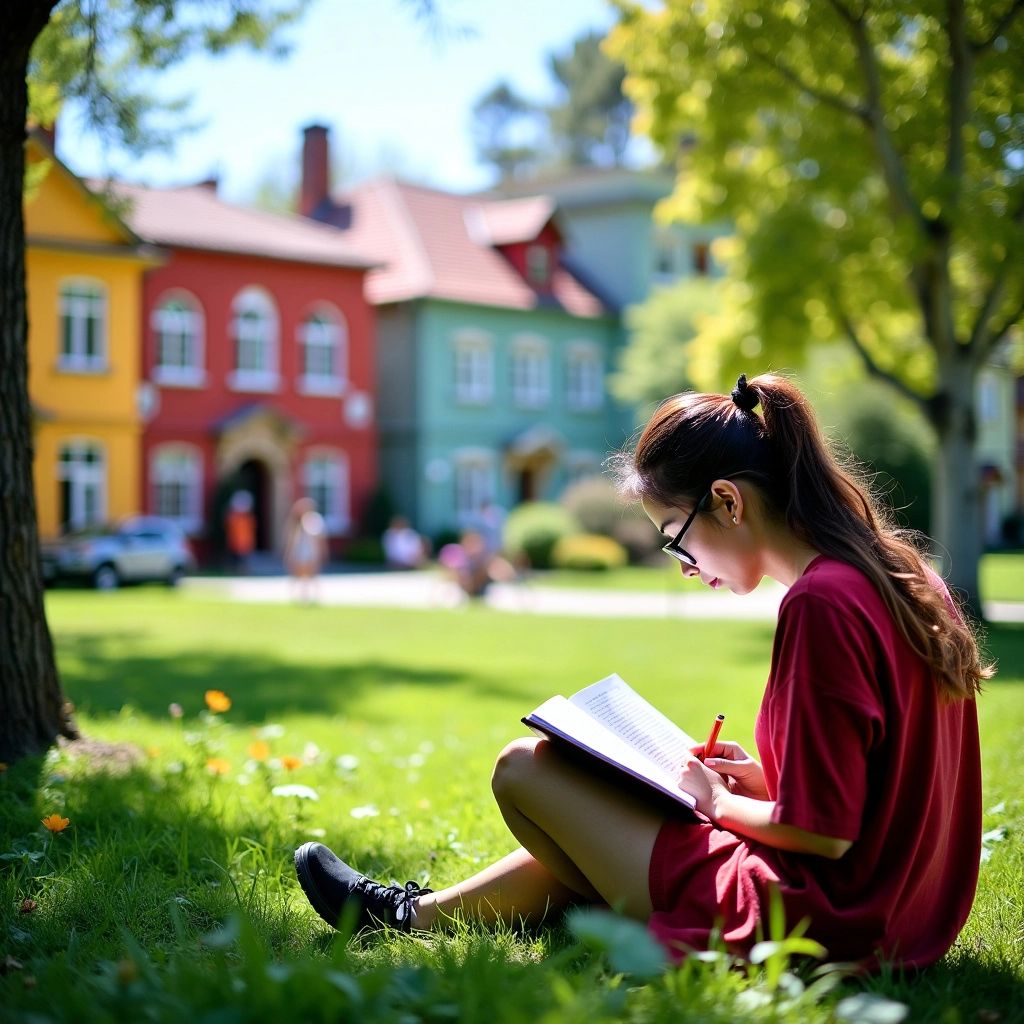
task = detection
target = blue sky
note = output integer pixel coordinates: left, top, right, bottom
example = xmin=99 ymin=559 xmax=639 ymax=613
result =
xmin=54 ymin=0 xmax=624 ymax=204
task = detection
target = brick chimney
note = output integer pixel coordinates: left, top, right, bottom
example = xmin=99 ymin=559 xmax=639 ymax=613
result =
xmin=300 ymin=123 xmax=330 ymax=219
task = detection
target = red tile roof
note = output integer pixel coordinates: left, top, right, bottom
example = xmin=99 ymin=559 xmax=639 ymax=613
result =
xmin=102 ymin=181 xmax=377 ymax=269
xmin=465 ymin=195 xmax=556 ymax=246
xmin=338 ymin=179 xmax=609 ymax=318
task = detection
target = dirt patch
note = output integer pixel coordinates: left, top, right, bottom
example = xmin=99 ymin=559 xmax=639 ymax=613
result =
xmin=56 ymin=735 xmax=144 ymax=775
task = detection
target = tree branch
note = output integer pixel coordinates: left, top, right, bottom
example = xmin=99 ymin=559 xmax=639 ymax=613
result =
xmin=968 ymin=197 xmax=1024 ymax=363
xmin=832 ymin=301 xmax=930 ymax=411
xmin=834 ymin=1 xmax=927 ymax=233
xmin=972 ymin=0 xmax=1024 ymax=53
xmin=976 ymin=292 xmax=1024 ymax=366
xmin=945 ymin=0 xmax=971 ymax=188
xmin=749 ymin=46 xmax=866 ymax=120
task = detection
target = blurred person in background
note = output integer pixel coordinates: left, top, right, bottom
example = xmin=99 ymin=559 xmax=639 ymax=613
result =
xmin=224 ymin=491 xmax=255 ymax=574
xmin=382 ymin=515 xmax=428 ymax=569
xmin=283 ymin=497 xmax=328 ymax=604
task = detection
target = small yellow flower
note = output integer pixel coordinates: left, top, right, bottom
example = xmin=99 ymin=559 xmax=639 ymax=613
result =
xmin=0 ymin=762 xmax=8 ymax=773
xmin=248 ymin=740 xmax=270 ymax=761
xmin=206 ymin=757 xmax=231 ymax=775
xmin=204 ymin=690 xmax=231 ymax=713
xmin=41 ymin=814 xmax=70 ymax=833
xmin=280 ymin=755 xmax=302 ymax=772
xmin=147 ymin=747 xmax=161 ymax=759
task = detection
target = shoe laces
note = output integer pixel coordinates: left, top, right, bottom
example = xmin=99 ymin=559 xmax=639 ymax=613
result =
xmin=356 ymin=876 xmax=433 ymax=931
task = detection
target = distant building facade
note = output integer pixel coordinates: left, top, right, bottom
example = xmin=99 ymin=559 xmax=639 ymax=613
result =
xmin=25 ymin=130 xmax=160 ymax=539
xmin=498 ymin=166 xmax=726 ymax=311
xmin=300 ymin=126 xmax=622 ymax=540
xmin=112 ymin=179 xmax=379 ymax=558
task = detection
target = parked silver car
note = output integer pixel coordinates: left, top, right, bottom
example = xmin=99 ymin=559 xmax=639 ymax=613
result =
xmin=41 ymin=516 xmax=196 ymax=590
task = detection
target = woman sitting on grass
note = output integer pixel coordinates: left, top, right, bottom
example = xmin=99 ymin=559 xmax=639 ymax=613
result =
xmin=294 ymin=372 xmax=988 ymax=970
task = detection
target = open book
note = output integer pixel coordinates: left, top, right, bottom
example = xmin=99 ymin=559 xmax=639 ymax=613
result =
xmin=522 ymin=673 xmax=701 ymax=814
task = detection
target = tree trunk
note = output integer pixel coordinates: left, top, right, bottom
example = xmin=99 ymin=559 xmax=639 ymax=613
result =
xmin=928 ymin=358 xmax=983 ymax=620
xmin=0 ymin=2 xmax=78 ymax=764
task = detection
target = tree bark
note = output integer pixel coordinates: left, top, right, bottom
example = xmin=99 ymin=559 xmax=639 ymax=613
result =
xmin=927 ymin=356 xmax=983 ymax=620
xmin=0 ymin=1 xmax=78 ymax=763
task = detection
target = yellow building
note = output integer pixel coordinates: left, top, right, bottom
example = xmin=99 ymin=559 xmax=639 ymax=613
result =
xmin=25 ymin=130 xmax=161 ymax=538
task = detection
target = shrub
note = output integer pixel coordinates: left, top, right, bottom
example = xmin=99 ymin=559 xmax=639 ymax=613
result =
xmin=503 ymin=502 xmax=580 ymax=569
xmin=560 ymin=476 xmax=623 ymax=535
xmin=552 ymin=533 xmax=629 ymax=571
xmin=560 ymin=476 xmax=662 ymax=564
xmin=343 ymin=537 xmax=385 ymax=564
xmin=832 ymin=385 xmax=934 ymax=536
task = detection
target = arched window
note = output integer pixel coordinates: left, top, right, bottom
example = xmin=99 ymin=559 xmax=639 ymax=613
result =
xmin=151 ymin=444 xmax=203 ymax=532
xmin=511 ymin=334 xmax=550 ymax=408
xmin=58 ymin=278 xmax=107 ymax=372
xmin=302 ymin=451 xmax=349 ymax=534
xmin=566 ymin=341 xmax=603 ymax=412
xmin=57 ymin=440 xmax=106 ymax=531
xmin=452 ymin=330 xmax=494 ymax=405
xmin=228 ymin=287 xmax=279 ymax=392
xmin=152 ymin=292 xmax=205 ymax=386
xmin=297 ymin=306 xmax=347 ymax=395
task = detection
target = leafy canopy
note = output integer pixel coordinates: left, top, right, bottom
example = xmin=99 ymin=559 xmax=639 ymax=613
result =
xmin=607 ymin=0 xmax=1024 ymax=394
xmin=28 ymin=0 xmax=311 ymax=153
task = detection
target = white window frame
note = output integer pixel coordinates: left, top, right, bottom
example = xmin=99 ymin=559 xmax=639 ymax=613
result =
xmin=511 ymin=334 xmax=550 ymax=409
xmin=227 ymin=287 xmax=280 ymax=392
xmin=453 ymin=449 xmax=496 ymax=524
xmin=302 ymin=450 xmax=349 ymax=534
xmin=57 ymin=439 xmax=106 ymax=531
xmin=150 ymin=443 xmax=204 ymax=533
xmin=152 ymin=290 xmax=206 ymax=387
xmin=452 ymin=330 xmax=494 ymax=405
xmin=297 ymin=305 xmax=347 ymax=396
xmin=58 ymin=278 xmax=108 ymax=373
xmin=566 ymin=341 xmax=603 ymax=412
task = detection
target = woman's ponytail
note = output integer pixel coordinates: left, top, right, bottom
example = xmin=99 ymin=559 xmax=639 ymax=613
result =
xmin=617 ymin=372 xmax=991 ymax=700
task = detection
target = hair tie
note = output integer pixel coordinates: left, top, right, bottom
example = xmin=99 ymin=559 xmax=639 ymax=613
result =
xmin=731 ymin=374 xmax=758 ymax=413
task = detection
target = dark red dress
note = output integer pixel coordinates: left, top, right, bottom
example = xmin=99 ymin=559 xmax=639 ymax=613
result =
xmin=647 ymin=557 xmax=982 ymax=968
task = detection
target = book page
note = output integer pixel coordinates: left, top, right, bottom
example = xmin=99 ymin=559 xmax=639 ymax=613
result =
xmin=569 ymin=674 xmax=699 ymax=777
xmin=526 ymin=695 xmax=691 ymax=804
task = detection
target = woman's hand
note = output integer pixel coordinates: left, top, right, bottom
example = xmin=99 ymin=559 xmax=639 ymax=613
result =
xmin=691 ymin=741 xmax=769 ymax=801
xmin=677 ymin=753 xmax=732 ymax=819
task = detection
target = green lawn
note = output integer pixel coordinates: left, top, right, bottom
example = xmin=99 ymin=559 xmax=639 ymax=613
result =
xmin=1 ymin=589 xmax=1021 ymax=1023
xmin=980 ymin=552 xmax=1024 ymax=602
xmin=538 ymin=551 xmax=1024 ymax=603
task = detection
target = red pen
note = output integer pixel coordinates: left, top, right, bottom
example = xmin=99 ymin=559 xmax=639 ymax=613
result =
xmin=701 ymin=714 xmax=726 ymax=762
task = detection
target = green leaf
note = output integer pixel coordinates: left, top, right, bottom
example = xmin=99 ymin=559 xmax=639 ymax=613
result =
xmin=566 ymin=907 xmax=668 ymax=978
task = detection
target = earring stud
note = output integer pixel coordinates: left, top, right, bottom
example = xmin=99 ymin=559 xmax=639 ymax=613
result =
xmin=731 ymin=515 xmax=738 ymax=524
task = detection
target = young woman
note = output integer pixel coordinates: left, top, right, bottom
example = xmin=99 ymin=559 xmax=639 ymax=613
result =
xmin=294 ymin=373 xmax=988 ymax=970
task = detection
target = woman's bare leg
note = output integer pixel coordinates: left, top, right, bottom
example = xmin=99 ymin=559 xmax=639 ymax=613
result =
xmin=415 ymin=738 xmax=666 ymax=929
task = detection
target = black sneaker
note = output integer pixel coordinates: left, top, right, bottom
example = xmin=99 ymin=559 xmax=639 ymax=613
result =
xmin=294 ymin=841 xmax=433 ymax=932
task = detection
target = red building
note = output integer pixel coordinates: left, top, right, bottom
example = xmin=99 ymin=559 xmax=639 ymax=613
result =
xmin=113 ymin=180 xmax=379 ymax=561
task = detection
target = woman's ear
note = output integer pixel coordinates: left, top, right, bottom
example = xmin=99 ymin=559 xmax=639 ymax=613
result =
xmin=710 ymin=479 xmax=743 ymax=526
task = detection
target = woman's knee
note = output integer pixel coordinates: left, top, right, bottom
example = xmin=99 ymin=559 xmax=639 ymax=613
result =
xmin=491 ymin=737 xmax=545 ymax=801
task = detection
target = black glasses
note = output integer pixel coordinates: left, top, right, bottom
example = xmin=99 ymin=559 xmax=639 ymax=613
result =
xmin=662 ymin=492 xmax=710 ymax=566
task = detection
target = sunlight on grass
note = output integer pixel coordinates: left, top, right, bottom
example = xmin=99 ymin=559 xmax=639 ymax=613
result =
xmin=0 ymin=589 xmax=1019 ymax=1023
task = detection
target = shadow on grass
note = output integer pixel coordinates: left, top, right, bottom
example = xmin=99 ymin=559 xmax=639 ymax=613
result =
xmin=985 ymin=622 xmax=1024 ymax=680
xmin=51 ymin=631 xmax=527 ymax=724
